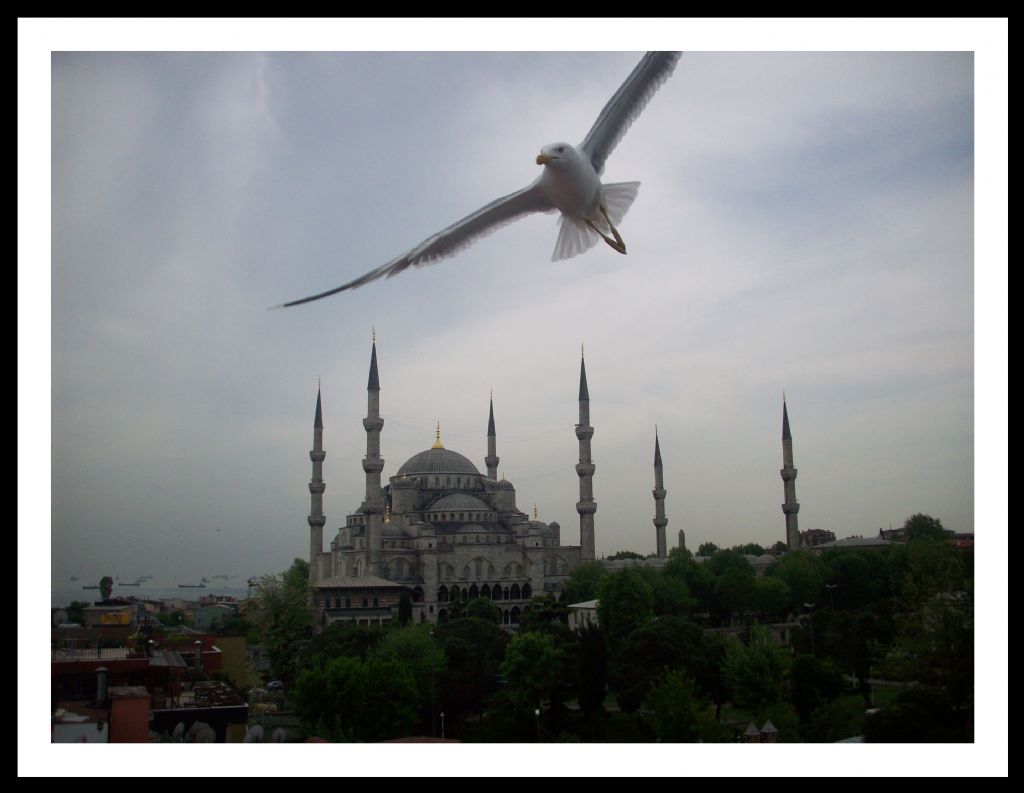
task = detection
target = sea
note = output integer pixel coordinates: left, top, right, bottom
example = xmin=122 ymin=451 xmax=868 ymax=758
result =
xmin=51 ymin=584 xmax=250 ymax=609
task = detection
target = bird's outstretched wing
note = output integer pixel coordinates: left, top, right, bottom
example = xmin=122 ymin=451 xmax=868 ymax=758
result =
xmin=276 ymin=183 xmax=552 ymax=308
xmin=579 ymin=51 xmax=682 ymax=177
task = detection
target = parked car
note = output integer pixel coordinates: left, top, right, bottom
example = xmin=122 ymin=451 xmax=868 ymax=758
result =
xmin=266 ymin=680 xmax=284 ymax=691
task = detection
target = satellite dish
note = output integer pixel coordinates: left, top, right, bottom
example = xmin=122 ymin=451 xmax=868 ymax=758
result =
xmin=171 ymin=722 xmax=186 ymax=741
xmin=245 ymin=724 xmax=264 ymax=743
xmin=271 ymin=728 xmax=286 ymax=743
xmin=186 ymin=721 xmax=216 ymax=743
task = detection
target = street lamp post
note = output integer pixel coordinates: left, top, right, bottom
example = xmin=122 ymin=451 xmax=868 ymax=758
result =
xmin=535 ymin=708 xmax=541 ymax=742
xmin=440 ymin=711 xmax=445 ymax=740
xmin=825 ymin=584 xmax=838 ymax=610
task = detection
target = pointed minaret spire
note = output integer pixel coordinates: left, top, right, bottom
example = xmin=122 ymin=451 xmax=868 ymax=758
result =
xmin=575 ymin=347 xmax=596 ymax=561
xmin=653 ymin=428 xmax=668 ymax=558
xmin=780 ymin=395 xmax=800 ymax=551
xmin=579 ymin=346 xmax=590 ymax=401
xmin=432 ymin=421 xmax=445 ymax=449
xmin=485 ymin=393 xmax=499 ymax=480
xmin=362 ymin=338 xmax=385 ymax=575
xmin=367 ymin=335 xmax=380 ymax=392
xmin=308 ymin=387 xmax=327 ymax=581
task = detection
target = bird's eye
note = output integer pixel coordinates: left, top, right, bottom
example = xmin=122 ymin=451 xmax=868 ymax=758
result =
xmin=556 ymin=146 xmax=564 ymax=153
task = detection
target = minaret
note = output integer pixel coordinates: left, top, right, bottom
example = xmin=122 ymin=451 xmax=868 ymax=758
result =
xmin=781 ymin=396 xmax=800 ymax=551
xmin=653 ymin=429 xmax=668 ymax=558
xmin=308 ymin=386 xmax=326 ymax=582
xmin=575 ymin=346 xmax=596 ymax=561
xmin=485 ymin=392 xmax=499 ymax=480
xmin=362 ymin=335 xmax=385 ymax=575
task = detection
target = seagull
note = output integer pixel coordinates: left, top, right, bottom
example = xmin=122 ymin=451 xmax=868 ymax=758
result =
xmin=278 ymin=51 xmax=682 ymax=308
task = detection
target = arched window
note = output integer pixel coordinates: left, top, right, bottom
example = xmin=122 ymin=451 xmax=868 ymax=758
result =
xmin=413 ymin=586 xmax=424 ymax=603
xmin=510 ymin=606 xmax=521 ymax=624
xmin=449 ymin=585 xmax=460 ymax=602
xmin=510 ymin=583 xmax=521 ymax=600
xmin=468 ymin=584 xmax=479 ymax=599
xmin=491 ymin=585 xmax=501 ymax=602
xmin=502 ymin=609 xmax=510 ymax=625
xmin=522 ymin=583 xmax=532 ymax=600
xmin=480 ymin=584 xmax=492 ymax=599
xmin=437 ymin=585 xmax=449 ymax=602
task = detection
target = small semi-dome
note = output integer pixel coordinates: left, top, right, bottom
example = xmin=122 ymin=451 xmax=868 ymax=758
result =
xmin=397 ymin=447 xmax=480 ymax=477
xmin=429 ymin=493 xmax=490 ymax=512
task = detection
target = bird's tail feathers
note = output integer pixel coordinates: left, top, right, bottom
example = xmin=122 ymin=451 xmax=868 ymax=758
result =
xmin=552 ymin=215 xmax=601 ymax=261
xmin=602 ymin=181 xmax=640 ymax=227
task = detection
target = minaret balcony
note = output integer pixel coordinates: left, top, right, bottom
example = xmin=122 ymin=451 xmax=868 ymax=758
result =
xmin=363 ymin=458 xmax=385 ymax=474
xmin=308 ymin=515 xmax=326 ymax=527
xmin=780 ymin=468 xmax=798 ymax=480
xmin=575 ymin=463 xmax=595 ymax=477
xmin=309 ymin=450 xmax=326 ymax=462
xmin=363 ymin=417 xmax=384 ymax=432
xmin=782 ymin=503 xmax=800 ymax=515
xmin=652 ymin=488 xmax=666 ymax=499
xmin=308 ymin=482 xmax=326 ymax=495
xmin=576 ymin=501 xmax=597 ymax=515
xmin=575 ymin=426 xmax=594 ymax=441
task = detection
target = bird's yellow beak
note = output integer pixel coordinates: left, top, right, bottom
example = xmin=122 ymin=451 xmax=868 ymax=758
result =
xmin=536 ymin=152 xmax=554 ymax=165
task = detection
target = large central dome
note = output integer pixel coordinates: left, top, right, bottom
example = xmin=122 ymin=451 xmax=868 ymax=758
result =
xmin=396 ymin=447 xmax=481 ymax=476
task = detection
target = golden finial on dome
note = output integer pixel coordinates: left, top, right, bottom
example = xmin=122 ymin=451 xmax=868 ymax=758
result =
xmin=533 ymin=503 xmax=539 ymax=520
xmin=372 ymin=327 xmax=376 ymax=344
xmin=432 ymin=421 xmax=444 ymax=449
xmin=384 ymin=503 xmax=391 ymax=524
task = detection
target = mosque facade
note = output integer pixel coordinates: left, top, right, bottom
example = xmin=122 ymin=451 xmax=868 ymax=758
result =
xmin=306 ymin=340 xmax=597 ymax=628
xmin=304 ymin=340 xmax=803 ymax=628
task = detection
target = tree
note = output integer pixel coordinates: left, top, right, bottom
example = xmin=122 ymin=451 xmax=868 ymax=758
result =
xmin=863 ymin=686 xmax=971 ymax=743
xmin=501 ymin=631 xmax=563 ymax=714
xmin=292 ymin=654 xmax=419 ymax=742
xmin=597 ymin=567 xmax=655 ymax=650
xmin=903 ymin=513 xmax=948 ymax=542
xmin=397 ymin=593 xmax=412 ymax=626
xmin=644 ymin=570 xmax=697 ymax=617
xmin=770 ymin=550 xmax=828 ymax=613
xmin=371 ymin=625 xmax=446 ymax=733
xmin=65 ymin=600 xmax=88 ymax=625
xmin=754 ymin=576 xmax=792 ymax=622
xmin=559 ymin=561 xmax=608 ymax=605
xmin=99 ymin=576 xmax=113 ymax=601
xmin=664 ymin=554 xmax=716 ymax=618
xmin=576 ymin=623 xmax=608 ymax=719
xmin=706 ymin=548 xmax=754 ymax=578
xmin=789 ymin=654 xmax=846 ymax=723
xmin=722 ymin=626 xmax=789 ymax=720
xmin=609 ymin=615 xmax=704 ymax=713
xmin=606 ymin=550 xmax=644 ymax=561
xmin=712 ymin=567 xmax=758 ymax=625
xmin=643 ymin=670 xmax=727 ymax=742
xmin=304 ymin=620 xmax=385 ymax=664
xmin=697 ymin=542 xmax=719 ymax=557
xmin=434 ymin=616 xmax=509 ymax=724
xmin=732 ymin=542 xmax=765 ymax=556
xmin=248 ymin=558 xmax=313 ymax=686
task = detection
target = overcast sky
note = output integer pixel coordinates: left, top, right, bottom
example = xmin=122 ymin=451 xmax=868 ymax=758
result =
xmin=43 ymin=45 xmax=980 ymax=586
xmin=22 ymin=18 xmax=1006 ymax=778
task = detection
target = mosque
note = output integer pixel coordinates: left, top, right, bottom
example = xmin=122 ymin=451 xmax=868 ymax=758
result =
xmin=304 ymin=340 xmax=802 ymax=628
